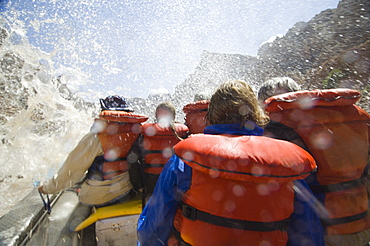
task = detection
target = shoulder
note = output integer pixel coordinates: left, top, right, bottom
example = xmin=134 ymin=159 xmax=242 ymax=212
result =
xmin=264 ymin=120 xmax=302 ymax=142
xmin=77 ymin=131 xmax=102 ymax=155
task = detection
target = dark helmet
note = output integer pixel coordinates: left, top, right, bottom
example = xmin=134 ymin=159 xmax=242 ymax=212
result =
xmin=99 ymin=95 xmax=134 ymax=112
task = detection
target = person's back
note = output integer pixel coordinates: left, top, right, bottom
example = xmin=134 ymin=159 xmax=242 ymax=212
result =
xmin=137 ymin=80 xmax=324 ymax=246
xmin=264 ymin=89 xmax=370 ymax=237
xmin=40 ymin=95 xmax=148 ymax=207
xmin=140 ymin=123 xmax=188 ymax=193
xmin=173 ymin=134 xmax=316 ymax=245
xmin=140 ymin=102 xmax=188 ymax=201
xmin=259 ymin=79 xmax=370 ymax=245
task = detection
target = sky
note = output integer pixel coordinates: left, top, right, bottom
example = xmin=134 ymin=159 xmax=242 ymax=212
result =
xmin=0 ymin=0 xmax=340 ymax=101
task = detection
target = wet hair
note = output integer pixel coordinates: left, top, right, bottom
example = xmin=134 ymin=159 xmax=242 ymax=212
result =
xmin=207 ymin=80 xmax=269 ymax=127
xmin=257 ymin=77 xmax=301 ymax=102
xmin=155 ymin=101 xmax=176 ymax=120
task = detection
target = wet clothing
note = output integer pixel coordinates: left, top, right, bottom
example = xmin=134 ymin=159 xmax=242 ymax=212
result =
xmin=42 ymin=131 xmax=132 ymax=206
xmin=43 ymin=111 xmax=148 ymax=206
xmin=137 ymin=123 xmax=324 ymax=246
xmin=264 ymin=89 xmax=370 ymax=239
xmin=141 ymin=123 xmax=189 ymax=176
xmin=263 ymin=120 xmax=309 ymax=152
xmin=139 ymin=123 xmax=188 ymax=201
xmin=87 ymin=119 xmax=140 ymax=181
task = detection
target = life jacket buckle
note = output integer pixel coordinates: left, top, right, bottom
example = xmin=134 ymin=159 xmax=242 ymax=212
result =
xmin=182 ymin=204 xmax=197 ymax=221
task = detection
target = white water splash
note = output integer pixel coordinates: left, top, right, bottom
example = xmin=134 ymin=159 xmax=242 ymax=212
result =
xmin=0 ymin=16 xmax=98 ymax=217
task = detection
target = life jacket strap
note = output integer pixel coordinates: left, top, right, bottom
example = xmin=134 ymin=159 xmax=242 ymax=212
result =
xmin=180 ymin=203 xmax=289 ymax=232
xmin=142 ymin=149 xmax=163 ymax=155
xmin=172 ymin=229 xmax=192 ymax=246
xmin=309 ymin=176 xmax=365 ymax=193
xmin=142 ymin=150 xmax=168 ymax=171
xmin=88 ymin=156 xmax=128 ymax=180
xmin=143 ymin=164 xmax=166 ymax=168
xmin=321 ymin=211 xmax=367 ymax=226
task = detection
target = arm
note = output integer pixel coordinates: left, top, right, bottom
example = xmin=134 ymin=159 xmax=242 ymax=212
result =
xmin=287 ymin=180 xmax=325 ymax=246
xmin=137 ymin=155 xmax=192 ymax=246
xmin=41 ymin=132 xmax=103 ymax=194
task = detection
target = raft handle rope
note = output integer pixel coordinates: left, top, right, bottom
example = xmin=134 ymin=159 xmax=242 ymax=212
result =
xmin=19 ymin=191 xmax=63 ymax=246
xmin=38 ymin=190 xmax=51 ymax=214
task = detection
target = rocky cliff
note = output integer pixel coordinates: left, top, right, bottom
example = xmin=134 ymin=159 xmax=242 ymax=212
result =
xmin=137 ymin=0 xmax=369 ymax=117
xmin=2 ymin=0 xmax=369 ymax=124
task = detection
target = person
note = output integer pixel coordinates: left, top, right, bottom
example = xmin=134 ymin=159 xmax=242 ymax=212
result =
xmin=137 ymin=102 xmax=188 ymax=203
xmin=38 ymin=95 xmax=148 ymax=207
xmin=257 ymin=77 xmax=301 ymax=102
xmin=258 ymin=78 xmax=370 ymax=246
xmin=137 ymin=80 xmax=324 ymax=246
xmin=183 ymin=93 xmax=210 ymax=135
xmin=257 ymin=77 xmax=308 ymax=150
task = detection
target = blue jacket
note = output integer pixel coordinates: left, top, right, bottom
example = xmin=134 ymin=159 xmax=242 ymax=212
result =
xmin=137 ymin=123 xmax=324 ymax=246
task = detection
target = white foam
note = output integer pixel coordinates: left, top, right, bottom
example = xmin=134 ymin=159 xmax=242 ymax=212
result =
xmin=0 ymin=15 xmax=98 ymax=217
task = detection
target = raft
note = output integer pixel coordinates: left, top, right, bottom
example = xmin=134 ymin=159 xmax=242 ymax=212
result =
xmin=0 ymin=189 xmax=142 ymax=246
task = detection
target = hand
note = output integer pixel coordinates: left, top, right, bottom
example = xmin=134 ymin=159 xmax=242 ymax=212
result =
xmin=38 ymin=185 xmax=46 ymax=194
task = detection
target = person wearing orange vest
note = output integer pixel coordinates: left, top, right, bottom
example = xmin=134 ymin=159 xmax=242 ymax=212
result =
xmin=183 ymin=100 xmax=209 ymax=134
xmin=257 ymin=77 xmax=308 ymax=151
xmin=139 ymin=102 xmax=188 ymax=203
xmin=258 ymin=78 xmax=370 ymax=246
xmin=137 ymin=80 xmax=324 ymax=246
xmin=39 ymin=95 xmax=148 ymax=207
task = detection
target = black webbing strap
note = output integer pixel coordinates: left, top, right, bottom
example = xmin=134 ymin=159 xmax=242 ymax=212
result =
xmin=143 ymin=163 xmax=166 ymax=168
xmin=101 ymin=157 xmax=128 ymax=177
xmin=181 ymin=203 xmax=289 ymax=232
xmin=172 ymin=229 xmax=192 ymax=246
xmin=142 ymin=150 xmax=167 ymax=169
xmin=309 ymin=177 xmax=364 ymax=193
xmin=142 ymin=149 xmax=163 ymax=156
xmin=321 ymin=211 xmax=367 ymax=226
xmin=102 ymin=169 xmax=126 ymax=176
xmin=87 ymin=156 xmax=129 ymax=180
xmin=94 ymin=155 xmax=127 ymax=163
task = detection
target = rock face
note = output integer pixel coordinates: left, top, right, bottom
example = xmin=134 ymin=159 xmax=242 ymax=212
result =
xmin=258 ymin=0 xmax=369 ymax=112
xmin=130 ymin=51 xmax=260 ymax=121
xmin=174 ymin=51 xmax=259 ymax=102
xmin=149 ymin=0 xmax=370 ymax=116
xmin=0 ymin=52 xmax=29 ymax=122
xmin=3 ymin=0 xmax=369 ymax=125
xmin=258 ymin=0 xmax=370 ymax=74
xmin=305 ymin=40 xmax=370 ymax=112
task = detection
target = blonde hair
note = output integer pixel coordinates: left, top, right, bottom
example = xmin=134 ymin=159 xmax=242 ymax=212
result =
xmin=207 ymin=80 xmax=269 ymax=127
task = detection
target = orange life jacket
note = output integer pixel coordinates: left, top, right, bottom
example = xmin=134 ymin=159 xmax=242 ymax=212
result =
xmin=88 ymin=110 xmax=148 ymax=180
xmin=264 ymin=88 xmax=370 ymax=235
xmin=183 ymin=100 xmax=209 ymax=134
xmin=141 ymin=123 xmax=189 ymax=175
xmin=173 ymin=134 xmax=316 ymax=246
